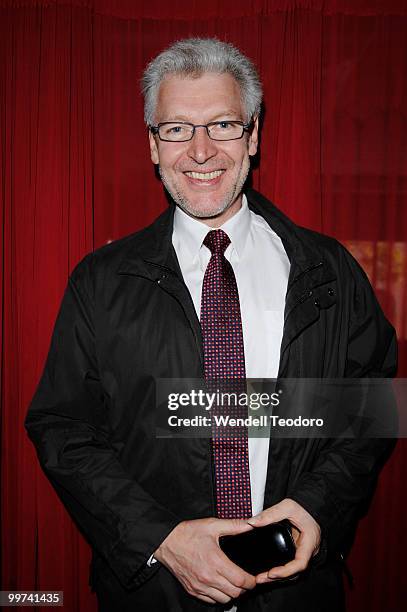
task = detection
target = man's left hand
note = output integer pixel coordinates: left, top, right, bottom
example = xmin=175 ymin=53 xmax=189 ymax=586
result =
xmin=247 ymin=498 xmax=321 ymax=584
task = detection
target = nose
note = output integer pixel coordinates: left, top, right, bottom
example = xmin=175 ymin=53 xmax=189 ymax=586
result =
xmin=186 ymin=126 xmax=218 ymax=164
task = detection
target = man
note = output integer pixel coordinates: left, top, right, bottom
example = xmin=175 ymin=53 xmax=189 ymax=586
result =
xmin=25 ymin=38 xmax=396 ymax=611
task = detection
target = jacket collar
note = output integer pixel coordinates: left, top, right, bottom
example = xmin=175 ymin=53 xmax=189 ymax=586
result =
xmin=117 ymin=187 xmax=336 ymax=289
xmin=242 ymin=191 xmax=338 ymax=360
xmin=117 ymin=203 xmax=178 ymax=280
xmin=117 ymin=188 xmax=338 ymax=372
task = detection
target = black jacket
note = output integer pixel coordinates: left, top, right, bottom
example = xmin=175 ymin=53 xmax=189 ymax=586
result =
xmin=25 ymin=189 xmax=397 ymax=611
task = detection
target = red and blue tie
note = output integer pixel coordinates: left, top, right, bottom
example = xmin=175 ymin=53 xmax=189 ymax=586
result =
xmin=200 ymin=229 xmax=252 ymax=519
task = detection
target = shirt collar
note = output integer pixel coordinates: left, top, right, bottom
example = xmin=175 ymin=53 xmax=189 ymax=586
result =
xmin=172 ymin=194 xmax=251 ymax=263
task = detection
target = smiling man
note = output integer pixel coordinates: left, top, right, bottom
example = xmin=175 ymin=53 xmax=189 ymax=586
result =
xmin=148 ymin=71 xmax=258 ymax=223
xmin=25 ymin=38 xmax=396 ymax=612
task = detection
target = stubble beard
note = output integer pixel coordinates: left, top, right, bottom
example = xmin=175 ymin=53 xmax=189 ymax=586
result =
xmin=158 ymin=157 xmax=251 ymax=220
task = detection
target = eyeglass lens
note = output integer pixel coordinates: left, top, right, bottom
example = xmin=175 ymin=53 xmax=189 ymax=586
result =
xmin=158 ymin=122 xmax=245 ymax=141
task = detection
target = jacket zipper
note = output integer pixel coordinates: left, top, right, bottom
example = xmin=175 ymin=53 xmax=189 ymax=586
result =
xmin=287 ymin=260 xmax=324 ymax=291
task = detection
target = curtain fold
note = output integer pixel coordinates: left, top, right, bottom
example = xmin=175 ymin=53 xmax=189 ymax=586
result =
xmin=1 ymin=2 xmax=406 ymax=611
xmin=2 ymin=1 xmax=407 ymax=17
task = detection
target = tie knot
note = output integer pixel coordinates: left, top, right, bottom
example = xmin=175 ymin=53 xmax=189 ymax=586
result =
xmin=203 ymin=229 xmax=231 ymax=256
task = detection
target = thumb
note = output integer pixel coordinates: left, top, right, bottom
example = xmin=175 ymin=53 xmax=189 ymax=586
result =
xmin=216 ymin=518 xmax=254 ymax=537
xmin=247 ymin=504 xmax=287 ymax=527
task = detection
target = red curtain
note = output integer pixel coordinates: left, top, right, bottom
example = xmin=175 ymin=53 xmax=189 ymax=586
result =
xmin=1 ymin=1 xmax=406 ymax=610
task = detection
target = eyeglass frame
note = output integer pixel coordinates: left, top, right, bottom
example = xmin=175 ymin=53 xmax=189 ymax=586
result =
xmin=149 ymin=119 xmax=254 ymax=142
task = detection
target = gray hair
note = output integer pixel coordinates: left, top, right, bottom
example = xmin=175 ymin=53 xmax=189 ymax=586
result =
xmin=141 ymin=37 xmax=263 ymax=125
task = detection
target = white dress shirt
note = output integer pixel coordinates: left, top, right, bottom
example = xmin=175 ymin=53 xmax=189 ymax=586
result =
xmin=172 ymin=194 xmax=290 ymax=515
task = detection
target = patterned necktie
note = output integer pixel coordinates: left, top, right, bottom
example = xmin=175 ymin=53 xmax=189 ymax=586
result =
xmin=200 ymin=229 xmax=252 ymax=519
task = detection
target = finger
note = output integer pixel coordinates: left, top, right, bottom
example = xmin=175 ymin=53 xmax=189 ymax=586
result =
xmin=197 ymin=586 xmax=232 ymax=605
xmin=291 ymin=525 xmax=301 ymax=544
xmin=267 ymin=548 xmax=312 ymax=580
xmin=294 ymin=530 xmax=315 ymax=562
xmin=216 ymin=518 xmax=254 ymax=537
xmin=194 ymin=593 xmax=217 ymax=604
xmin=218 ymin=554 xmax=257 ymax=590
xmin=256 ymin=570 xmax=300 ymax=584
xmin=210 ymin=573 xmax=246 ymax=600
xmin=256 ymin=570 xmax=272 ymax=584
xmin=247 ymin=505 xmax=288 ymax=527
xmin=255 ymin=533 xmax=314 ymax=583
xmin=256 ymin=561 xmax=301 ymax=584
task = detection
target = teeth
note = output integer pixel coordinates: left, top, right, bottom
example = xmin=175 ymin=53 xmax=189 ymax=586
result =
xmin=185 ymin=170 xmax=224 ymax=180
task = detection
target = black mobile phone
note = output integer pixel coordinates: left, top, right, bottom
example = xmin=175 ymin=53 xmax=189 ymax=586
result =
xmin=219 ymin=519 xmax=296 ymax=576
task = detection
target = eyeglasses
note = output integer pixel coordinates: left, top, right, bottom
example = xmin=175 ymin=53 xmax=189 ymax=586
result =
xmin=149 ymin=120 xmax=253 ymax=142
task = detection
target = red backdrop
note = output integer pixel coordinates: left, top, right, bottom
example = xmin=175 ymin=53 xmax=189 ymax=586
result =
xmin=1 ymin=1 xmax=406 ymax=611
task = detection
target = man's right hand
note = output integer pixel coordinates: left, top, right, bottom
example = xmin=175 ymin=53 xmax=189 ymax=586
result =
xmin=154 ymin=517 xmax=257 ymax=604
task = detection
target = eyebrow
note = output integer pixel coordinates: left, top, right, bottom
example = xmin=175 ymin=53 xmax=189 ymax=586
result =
xmin=160 ymin=110 xmax=244 ymax=123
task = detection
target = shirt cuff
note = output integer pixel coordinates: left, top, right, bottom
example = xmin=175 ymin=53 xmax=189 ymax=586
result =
xmin=147 ymin=553 xmax=158 ymax=568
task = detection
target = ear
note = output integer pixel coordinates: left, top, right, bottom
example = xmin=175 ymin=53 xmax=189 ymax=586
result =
xmin=248 ymin=116 xmax=259 ymax=157
xmin=149 ymin=130 xmax=160 ymax=165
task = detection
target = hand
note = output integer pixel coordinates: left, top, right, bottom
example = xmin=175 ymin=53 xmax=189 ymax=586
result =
xmin=154 ymin=517 xmax=257 ymax=604
xmin=247 ymin=498 xmax=321 ymax=584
